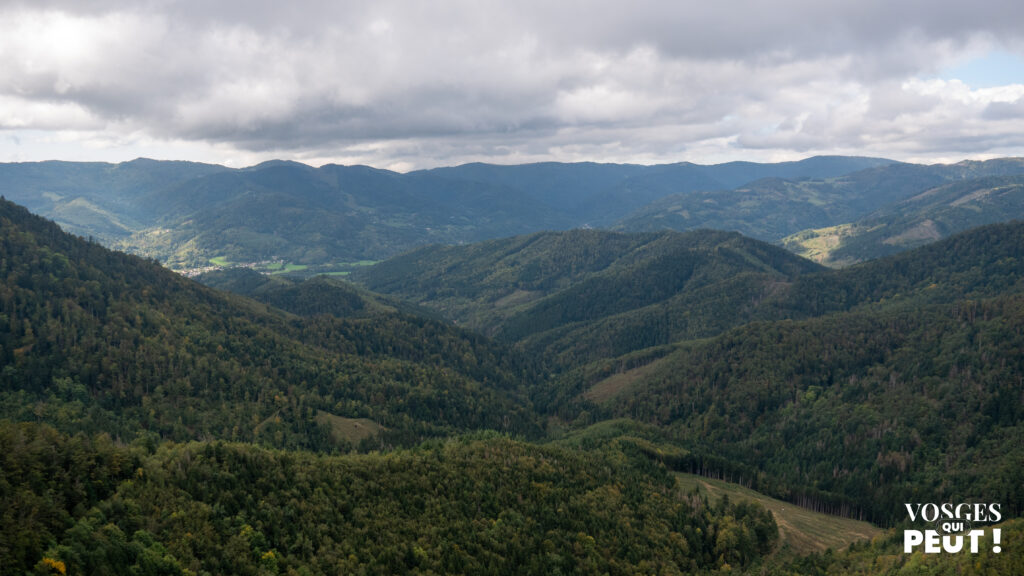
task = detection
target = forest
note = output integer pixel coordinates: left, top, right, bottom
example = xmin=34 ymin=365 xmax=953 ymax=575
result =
xmin=2 ymin=192 xmax=1022 ymax=575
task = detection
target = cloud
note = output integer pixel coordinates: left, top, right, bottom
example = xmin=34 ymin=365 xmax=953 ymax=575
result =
xmin=1 ymin=0 xmax=1024 ymax=168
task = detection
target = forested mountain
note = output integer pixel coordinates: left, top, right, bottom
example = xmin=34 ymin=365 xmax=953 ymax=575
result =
xmin=561 ymin=293 xmax=1024 ymax=524
xmin=1 ymin=422 xmax=779 ymax=575
xmin=783 ymin=175 xmax=1024 ymax=265
xmin=118 ymin=162 xmax=570 ymax=268
xmin=355 ymin=220 xmax=1024 ymax=368
xmin=420 ymin=155 xmax=893 ymax=226
xmin=0 ymin=159 xmax=227 ymax=241
xmin=617 ymin=157 xmax=1024 ymax=243
xmin=4 ymin=158 xmax=1024 ymax=571
xmin=354 ymin=229 xmax=823 ymax=366
xmin=2 ymin=190 xmax=1023 ymax=573
xmin=0 ymin=156 xmax=890 ymax=271
xmin=0 ymin=197 xmax=543 ymax=451
xmin=544 ymin=222 xmax=1024 ymax=526
xmin=355 ymin=220 xmax=1024 ymax=527
xmin=194 ymin=268 xmax=436 ymax=320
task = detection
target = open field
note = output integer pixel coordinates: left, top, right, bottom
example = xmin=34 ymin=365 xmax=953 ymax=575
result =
xmin=675 ymin=472 xmax=882 ymax=554
xmin=315 ymin=410 xmax=385 ymax=445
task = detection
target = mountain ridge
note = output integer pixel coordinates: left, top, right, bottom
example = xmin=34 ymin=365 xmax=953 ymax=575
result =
xmin=0 ymin=155 xmax=895 ymax=269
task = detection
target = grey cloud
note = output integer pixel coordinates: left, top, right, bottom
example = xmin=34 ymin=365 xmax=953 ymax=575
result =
xmin=2 ymin=0 xmax=1024 ymax=167
xmin=983 ymin=100 xmax=1024 ymax=120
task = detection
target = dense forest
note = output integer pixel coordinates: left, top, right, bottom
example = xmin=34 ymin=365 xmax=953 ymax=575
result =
xmin=354 ymin=229 xmax=823 ymax=367
xmin=0 ymin=198 xmax=543 ymax=452
xmin=2 ymin=421 xmax=782 ymax=575
xmin=2 ymin=189 xmax=1022 ymax=574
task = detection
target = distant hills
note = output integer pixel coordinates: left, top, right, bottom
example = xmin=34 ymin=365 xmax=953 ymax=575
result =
xmin=617 ymin=158 xmax=1024 ymax=246
xmin=421 ymin=155 xmax=894 ymax=227
xmin=5 ymin=154 xmax=1024 ymax=272
xmin=783 ymin=174 xmax=1024 ymax=265
xmin=0 ymin=155 xmax=894 ymax=271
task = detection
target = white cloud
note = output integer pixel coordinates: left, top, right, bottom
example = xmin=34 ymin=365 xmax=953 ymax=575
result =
xmin=1 ymin=1 xmax=1023 ymax=168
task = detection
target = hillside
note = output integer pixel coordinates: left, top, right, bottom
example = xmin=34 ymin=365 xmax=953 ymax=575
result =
xmin=0 ymin=422 xmax=781 ymax=575
xmin=0 ymin=156 xmax=890 ymax=271
xmin=0 ymin=159 xmax=227 ymax=241
xmin=194 ymin=268 xmax=436 ymax=320
xmin=547 ymin=222 xmax=1024 ymax=525
xmin=354 ymin=229 xmax=824 ymax=366
xmin=674 ymin=473 xmax=882 ymax=554
xmin=0 ymin=198 xmax=543 ymax=450
xmin=4 ymin=195 xmax=1024 ymax=572
xmin=420 ymin=155 xmax=893 ymax=227
xmin=783 ymin=175 xmax=1024 ymax=265
xmin=617 ymin=158 xmax=1024 ymax=243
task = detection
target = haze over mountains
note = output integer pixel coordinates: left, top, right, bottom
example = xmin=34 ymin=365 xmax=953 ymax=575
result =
xmin=4 ymin=155 xmax=1024 ymax=274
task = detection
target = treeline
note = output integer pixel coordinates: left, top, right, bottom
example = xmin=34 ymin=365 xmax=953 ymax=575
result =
xmin=633 ymin=446 xmax=871 ymax=523
xmin=2 ymin=421 xmax=779 ymax=575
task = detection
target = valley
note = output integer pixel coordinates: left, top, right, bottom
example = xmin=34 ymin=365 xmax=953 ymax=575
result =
xmin=2 ymin=156 xmax=1022 ymax=574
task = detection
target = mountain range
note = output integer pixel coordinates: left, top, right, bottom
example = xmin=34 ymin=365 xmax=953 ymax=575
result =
xmin=2 ymin=153 xmax=1023 ymax=574
xmin=5 ymin=155 xmax=1024 ymax=275
xmin=1 ymin=155 xmax=896 ymax=271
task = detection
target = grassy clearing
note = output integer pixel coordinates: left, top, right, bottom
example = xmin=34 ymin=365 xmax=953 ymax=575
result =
xmin=266 ymin=263 xmax=309 ymax=275
xmin=780 ymin=224 xmax=853 ymax=264
xmin=209 ymin=256 xmax=232 ymax=267
xmin=494 ymin=289 xmax=543 ymax=309
xmin=675 ymin=472 xmax=881 ymax=554
xmin=315 ymin=410 xmax=384 ymax=445
xmin=584 ymin=357 xmax=669 ymax=404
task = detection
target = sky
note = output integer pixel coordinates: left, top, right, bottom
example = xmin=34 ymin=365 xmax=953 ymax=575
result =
xmin=2 ymin=0 xmax=1024 ymax=171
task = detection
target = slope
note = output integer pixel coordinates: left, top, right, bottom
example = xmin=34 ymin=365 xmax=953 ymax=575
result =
xmin=1 ymin=422 xmax=780 ymax=575
xmin=354 ymin=229 xmax=824 ymax=366
xmin=783 ymin=174 xmax=1024 ymax=265
xmin=554 ymin=222 xmax=1024 ymax=525
xmin=0 ymin=198 xmax=543 ymax=450
xmin=194 ymin=267 xmax=436 ymax=320
xmin=1 ymin=155 xmax=894 ymax=272
xmin=420 ymin=155 xmax=892 ymax=227
xmin=674 ymin=472 xmax=882 ymax=554
xmin=617 ymin=157 xmax=1024 ymax=242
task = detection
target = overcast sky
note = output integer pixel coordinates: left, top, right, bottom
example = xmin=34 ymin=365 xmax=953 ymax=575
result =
xmin=2 ymin=0 xmax=1024 ymax=170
